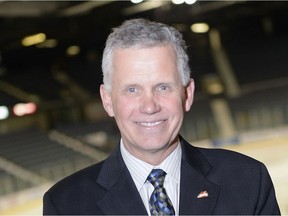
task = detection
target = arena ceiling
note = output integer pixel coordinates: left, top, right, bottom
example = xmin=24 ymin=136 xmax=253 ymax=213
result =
xmin=0 ymin=1 xmax=287 ymax=50
xmin=0 ymin=1 xmax=287 ymax=87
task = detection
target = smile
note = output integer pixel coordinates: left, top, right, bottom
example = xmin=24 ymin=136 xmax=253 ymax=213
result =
xmin=136 ymin=120 xmax=165 ymax=127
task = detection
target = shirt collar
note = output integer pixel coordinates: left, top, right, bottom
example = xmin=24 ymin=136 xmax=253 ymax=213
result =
xmin=120 ymin=139 xmax=182 ymax=191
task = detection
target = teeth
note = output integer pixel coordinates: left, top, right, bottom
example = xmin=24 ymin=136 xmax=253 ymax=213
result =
xmin=137 ymin=121 xmax=163 ymax=127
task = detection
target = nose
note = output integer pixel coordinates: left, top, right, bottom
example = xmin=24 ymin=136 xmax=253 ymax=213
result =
xmin=139 ymin=92 xmax=161 ymax=114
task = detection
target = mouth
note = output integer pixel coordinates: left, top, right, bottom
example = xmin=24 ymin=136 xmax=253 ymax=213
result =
xmin=136 ymin=120 xmax=165 ymax=127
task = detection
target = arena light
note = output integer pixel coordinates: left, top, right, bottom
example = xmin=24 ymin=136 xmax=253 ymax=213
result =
xmin=131 ymin=0 xmax=143 ymax=3
xmin=185 ymin=0 xmax=196 ymax=5
xmin=66 ymin=45 xmax=81 ymax=56
xmin=0 ymin=106 xmax=9 ymax=120
xmin=13 ymin=102 xmax=37 ymax=116
xmin=191 ymin=23 xmax=209 ymax=33
xmin=122 ymin=1 xmax=168 ymax=15
xmin=172 ymin=0 xmax=185 ymax=5
xmin=22 ymin=33 xmax=46 ymax=47
xmin=36 ymin=39 xmax=58 ymax=48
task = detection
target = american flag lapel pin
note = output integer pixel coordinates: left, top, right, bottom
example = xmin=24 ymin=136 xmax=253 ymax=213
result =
xmin=197 ymin=190 xmax=209 ymax=199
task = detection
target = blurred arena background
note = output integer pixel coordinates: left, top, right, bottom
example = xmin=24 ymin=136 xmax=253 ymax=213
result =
xmin=0 ymin=1 xmax=287 ymax=215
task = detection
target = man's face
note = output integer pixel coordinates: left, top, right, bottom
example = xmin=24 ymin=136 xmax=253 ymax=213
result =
xmin=100 ymin=45 xmax=194 ymax=163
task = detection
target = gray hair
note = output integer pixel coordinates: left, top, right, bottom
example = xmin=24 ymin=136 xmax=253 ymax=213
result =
xmin=102 ymin=18 xmax=191 ymax=91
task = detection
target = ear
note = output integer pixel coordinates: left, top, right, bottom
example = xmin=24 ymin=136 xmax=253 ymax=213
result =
xmin=184 ymin=79 xmax=195 ymax=112
xmin=100 ymin=84 xmax=115 ymax=117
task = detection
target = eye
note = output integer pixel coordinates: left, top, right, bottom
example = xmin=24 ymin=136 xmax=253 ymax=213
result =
xmin=127 ymin=87 xmax=136 ymax=93
xmin=126 ymin=86 xmax=140 ymax=94
xmin=158 ymin=84 xmax=169 ymax=92
xmin=160 ymin=85 xmax=168 ymax=90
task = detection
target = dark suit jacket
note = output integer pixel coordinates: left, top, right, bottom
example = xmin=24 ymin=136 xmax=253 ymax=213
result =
xmin=43 ymin=137 xmax=280 ymax=215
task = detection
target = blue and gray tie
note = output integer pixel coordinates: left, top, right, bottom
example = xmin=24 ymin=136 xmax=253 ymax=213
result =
xmin=147 ymin=169 xmax=175 ymax=215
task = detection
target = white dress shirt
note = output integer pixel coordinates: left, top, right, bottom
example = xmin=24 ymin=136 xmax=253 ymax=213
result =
xmin=120 ymin=140 xmax=182 ymax=216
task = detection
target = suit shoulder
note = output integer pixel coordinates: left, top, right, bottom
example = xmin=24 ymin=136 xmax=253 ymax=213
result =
xmin=45 ymin=160 xmax=105 ymax=196
xmin=192 ymin=146 xmax=273 ymax=188
xmin=196 ymin=145 xmax=263 ymax=167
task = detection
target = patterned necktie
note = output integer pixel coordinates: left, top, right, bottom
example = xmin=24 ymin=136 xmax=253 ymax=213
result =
xmin=147 ymin=169 xmax=175 ymax=215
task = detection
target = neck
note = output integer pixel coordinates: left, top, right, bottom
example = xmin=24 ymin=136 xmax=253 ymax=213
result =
xmin=126 ymin=142 xmax=179 ymax=166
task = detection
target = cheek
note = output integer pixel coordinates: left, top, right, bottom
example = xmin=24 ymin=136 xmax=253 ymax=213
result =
xmin=113 ymin=97 xmax=135 ymax=117
xmin=161 ymin=98 xmax=185 ymax=117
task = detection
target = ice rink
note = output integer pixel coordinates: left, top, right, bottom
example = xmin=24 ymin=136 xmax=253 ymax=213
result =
xmin=0 ymin=128 xmax=287 ymax=215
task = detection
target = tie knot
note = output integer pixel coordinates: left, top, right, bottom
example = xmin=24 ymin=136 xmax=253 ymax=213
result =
xmin=147 ymin=169 xmax=166 ymax=189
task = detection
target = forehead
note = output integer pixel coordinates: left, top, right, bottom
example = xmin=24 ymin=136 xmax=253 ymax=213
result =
xmin=112 ymin=45 xmax=177 ymax=67
xmin=111 ymin=45 xmax=181 ymax=86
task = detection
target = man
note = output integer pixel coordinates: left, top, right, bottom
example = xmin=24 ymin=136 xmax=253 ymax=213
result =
xmin=43 ymin=18 xmax=280 ymax=215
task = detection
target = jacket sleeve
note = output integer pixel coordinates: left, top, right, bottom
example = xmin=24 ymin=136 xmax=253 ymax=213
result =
xmin=43 ymin=192 xmax=59 ymax=216
xmin=255 ymin=163 xmax=281 ymax=215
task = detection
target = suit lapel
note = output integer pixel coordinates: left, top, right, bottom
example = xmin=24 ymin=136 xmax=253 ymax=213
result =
xmin=96 ymin=145 xmax=147 ymax=215
xmin=179 ymin=138 xmax=220 ymax=215
xmin=95 ymin=138 xmax=220 ymax=215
